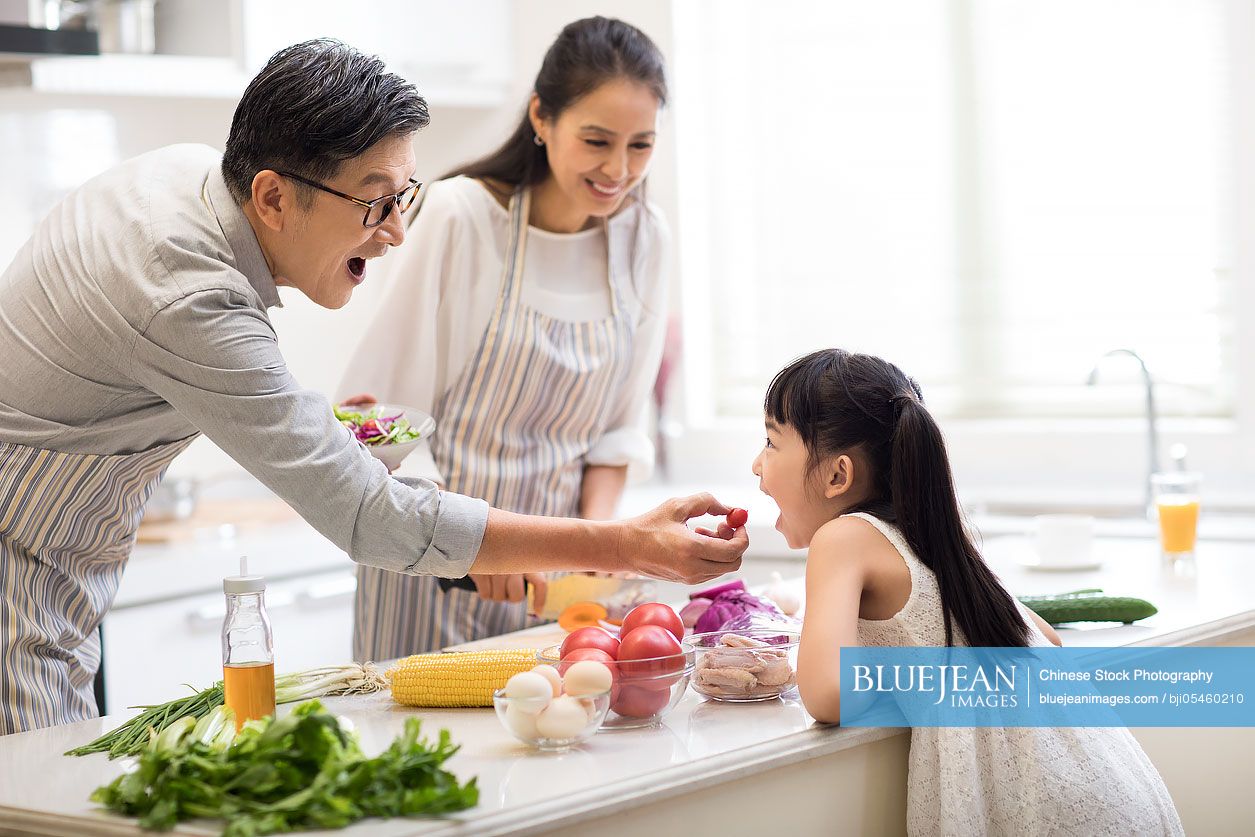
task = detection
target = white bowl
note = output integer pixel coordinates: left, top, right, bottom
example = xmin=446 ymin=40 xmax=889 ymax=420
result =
xmin=336 ymin=403 xmax=436 ymax=471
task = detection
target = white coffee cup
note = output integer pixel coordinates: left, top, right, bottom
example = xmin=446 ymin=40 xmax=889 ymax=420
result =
xmin=1032 ymin=514 xmax=1097 ymax=569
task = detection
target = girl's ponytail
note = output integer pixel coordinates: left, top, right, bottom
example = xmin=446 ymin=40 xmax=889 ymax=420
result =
xmin=890 ymin=398 xmax=1029 ymax=647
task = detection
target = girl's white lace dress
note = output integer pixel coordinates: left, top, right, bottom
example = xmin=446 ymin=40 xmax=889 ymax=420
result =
xmin=849 ymin=512 xmax=1184 ymax=837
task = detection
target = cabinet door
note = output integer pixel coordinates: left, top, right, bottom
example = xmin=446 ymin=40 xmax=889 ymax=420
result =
xmin=101 ymin=570 xmax=357 ymax=713
xmin=240 ymin=0 xmax=511 ymax=89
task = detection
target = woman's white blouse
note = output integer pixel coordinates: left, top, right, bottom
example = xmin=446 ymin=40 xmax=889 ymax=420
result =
xmin=339 ymin=176 xmax=670 ymax=486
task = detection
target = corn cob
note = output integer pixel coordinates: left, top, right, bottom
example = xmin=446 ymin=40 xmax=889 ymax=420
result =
xmin=387 ymin=650 xmax=541 ymax=707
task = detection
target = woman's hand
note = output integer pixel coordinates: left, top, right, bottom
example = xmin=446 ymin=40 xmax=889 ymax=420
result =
xmin=469 ymin=573 xmax=548 ymax=615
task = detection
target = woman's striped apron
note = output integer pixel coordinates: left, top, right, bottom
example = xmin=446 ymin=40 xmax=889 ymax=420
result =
xmin=353 ymin=187 xmax=635 ymax=659
xmin=0 ymin=434 xmax=196 ymax=733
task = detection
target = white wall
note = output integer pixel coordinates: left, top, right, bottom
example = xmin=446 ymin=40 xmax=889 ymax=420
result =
xmin=0 ymin=0 xmax=680 ymax=482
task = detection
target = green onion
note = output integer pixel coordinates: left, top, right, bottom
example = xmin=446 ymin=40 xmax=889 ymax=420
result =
xmin=66 ymin=663 xmax=387 ymax=759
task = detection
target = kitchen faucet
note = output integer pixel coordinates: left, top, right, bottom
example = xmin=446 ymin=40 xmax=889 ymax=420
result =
xmin=1086 ymin=348 xmax=1160 ymax=516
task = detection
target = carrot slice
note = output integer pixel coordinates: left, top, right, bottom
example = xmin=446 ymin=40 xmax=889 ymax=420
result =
xmin=558 ymin=601 xmax=609 ymax=632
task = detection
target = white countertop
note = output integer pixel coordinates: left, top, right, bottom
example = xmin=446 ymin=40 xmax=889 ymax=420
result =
xmin=4 ymin=536 xmax=1254 ymax=836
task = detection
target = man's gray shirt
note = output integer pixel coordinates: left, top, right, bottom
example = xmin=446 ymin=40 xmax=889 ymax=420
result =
xmin=0 ymin=144 xmax=486 ymax=577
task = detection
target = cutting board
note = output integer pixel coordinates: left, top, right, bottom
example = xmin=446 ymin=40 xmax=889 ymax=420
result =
xmin=135 ymin=498 xmax=299 ymax=543
xmin=525 ymin=573 xmax=632 ymax=620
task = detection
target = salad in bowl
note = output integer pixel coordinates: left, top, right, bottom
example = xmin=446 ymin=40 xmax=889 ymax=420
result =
xmin=334 ymin=402 xmax=435 ymax=471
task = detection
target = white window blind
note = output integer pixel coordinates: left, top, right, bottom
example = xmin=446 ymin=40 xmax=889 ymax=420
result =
xmin=672 ymin=0 xmax=1234 ymax=422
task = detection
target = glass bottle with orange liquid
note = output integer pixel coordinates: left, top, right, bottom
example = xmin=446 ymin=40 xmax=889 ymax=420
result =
xmin=222 ymin=557 xmax=275 ymax=729
xmin=1151 ymin=470 xmax=1202 ymax=560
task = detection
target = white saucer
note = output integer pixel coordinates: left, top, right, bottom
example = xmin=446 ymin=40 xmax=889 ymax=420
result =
xmin=1016 ymin=554 xmax=1103 ymax=572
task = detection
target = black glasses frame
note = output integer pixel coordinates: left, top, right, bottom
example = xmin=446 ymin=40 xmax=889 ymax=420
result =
xmin=277 ymin=171 xmax=422 ymax=227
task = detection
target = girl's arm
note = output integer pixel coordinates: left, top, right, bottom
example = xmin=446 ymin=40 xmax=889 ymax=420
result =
xmin=579 ymin=464 xmax=628 ymax=520
xmin=797 ymin=518 xmax=875 ymax=724
xmin=1027 ymin=608 xmax=1064 ymax=646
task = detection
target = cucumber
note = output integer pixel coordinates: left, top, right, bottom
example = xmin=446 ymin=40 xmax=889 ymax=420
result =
xmin=1018 ymin=594 xmax=1157 ymax=625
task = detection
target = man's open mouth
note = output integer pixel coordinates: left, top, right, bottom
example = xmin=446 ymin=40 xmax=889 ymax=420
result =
xmin=347 ymin=257 xmax=366 ymax=278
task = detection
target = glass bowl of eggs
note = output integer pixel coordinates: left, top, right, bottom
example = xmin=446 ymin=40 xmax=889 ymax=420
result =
xmin=536 ymin=642 xmax=695 ymax=730
xmin=494 ymin=662 xmax=613 ymax=751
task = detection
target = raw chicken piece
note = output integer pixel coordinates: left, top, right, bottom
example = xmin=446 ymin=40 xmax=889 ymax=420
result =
xmin=700 ymin=648 xmax=766 ymax=672
xmin=695 ymin=667 xmax=758 ymax=691
xmin=720 ymin=633 xmax=769 ymax=648
xmin=756 ymin=658 xmax=796 ymax=687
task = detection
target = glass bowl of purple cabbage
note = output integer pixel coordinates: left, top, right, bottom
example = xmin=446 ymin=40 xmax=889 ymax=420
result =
xmin=333 ymin=403 xmax=435 ymax=472
xmin=688 ymin=628 xmax=801 ymax=702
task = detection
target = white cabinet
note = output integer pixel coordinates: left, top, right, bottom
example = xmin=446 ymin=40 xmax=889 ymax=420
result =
xmin=4 ymin=0 xmax=513 ymax=105
xmin=240 ymin=0 xmax=513 ymax=106
xmin=101 ymin=569 xmax=357 ymax=713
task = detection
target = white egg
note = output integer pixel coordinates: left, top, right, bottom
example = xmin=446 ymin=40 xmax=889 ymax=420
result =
xmin=577 ymin=696 xmax=603 ymax=722
xmin=504 ymin=703 xmax=539 ymax=739
xmin=535 ymin=696 xmax=589 ymax=740
xmin=531 ymin=664 xmax=563 ymax=697
xmin=504 ymin=671 xmax=554 ymax=713
xmin=562 ymin=660 xmax=613 ymax=696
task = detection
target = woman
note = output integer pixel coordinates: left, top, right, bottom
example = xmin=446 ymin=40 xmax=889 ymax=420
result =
xmin=341 ymin=17 xmax=672 ymax=658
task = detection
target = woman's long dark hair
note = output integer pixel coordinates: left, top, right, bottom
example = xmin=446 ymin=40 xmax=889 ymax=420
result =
xmin=765 ymin=349 xmax=1029 ymax=648
xmin=443 ymin=16 xmax=667 ymax=193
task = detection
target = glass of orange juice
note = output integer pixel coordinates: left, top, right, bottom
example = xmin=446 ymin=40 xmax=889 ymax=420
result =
xmin=1151 ymin=472 xmax=1201 ymax=560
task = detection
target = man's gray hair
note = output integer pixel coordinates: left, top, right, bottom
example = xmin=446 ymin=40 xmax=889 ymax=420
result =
xmin=222 ymin=39 xmax=429 ymax=205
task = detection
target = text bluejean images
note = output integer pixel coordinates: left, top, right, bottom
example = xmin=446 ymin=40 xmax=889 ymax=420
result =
xmin=839 ymin=647 xmax=1254 ymax=727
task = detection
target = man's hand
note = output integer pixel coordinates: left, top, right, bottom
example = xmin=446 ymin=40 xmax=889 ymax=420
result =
xmin=469 ymin=573 xmax=548 ymax=615
xmin=615 ymin=493 xmax=747 ymax=584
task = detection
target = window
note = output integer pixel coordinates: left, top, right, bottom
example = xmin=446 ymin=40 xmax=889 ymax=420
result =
xmin=672 ymin=0 xmax=1234 ymax=425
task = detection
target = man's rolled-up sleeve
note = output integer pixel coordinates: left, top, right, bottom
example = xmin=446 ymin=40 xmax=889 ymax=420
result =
xmin=129 ymin=286 xmax=487 ymax=577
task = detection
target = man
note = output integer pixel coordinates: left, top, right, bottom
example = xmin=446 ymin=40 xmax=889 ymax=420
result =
xmin=0 ymin=39 xmax=745 ymax=735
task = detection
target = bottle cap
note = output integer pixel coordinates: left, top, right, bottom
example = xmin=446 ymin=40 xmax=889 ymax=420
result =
xmin=224 ymin=575 xmax=266 ymax=594
xmin=224 ymin=555 xmax=265 ymax=594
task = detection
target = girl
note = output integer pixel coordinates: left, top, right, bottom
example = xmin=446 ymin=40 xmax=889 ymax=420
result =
xmin=340 ymin=17 xmax=670 ymax=659
xmin=754 ymin=348 xmax=1183 ymax=836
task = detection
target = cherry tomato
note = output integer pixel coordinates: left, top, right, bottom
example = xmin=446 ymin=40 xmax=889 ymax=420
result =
xmin=560 ymin=626 xmax=620 ymax=660
xmin=619 ymin=602 xmax=684 ymax=644
xmin=611 ymin=684 xmax=671 ymax=718
xmin=726 ymin=507 xmax=749 ymax=529
xmin=617 ymin=625 xmax=684 ymax=689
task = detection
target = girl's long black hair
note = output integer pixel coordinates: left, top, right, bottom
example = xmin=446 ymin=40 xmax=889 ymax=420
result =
xmin=442 ymin=16 xmax=667 ymax=193
xmin=765 ymin=349 xmax=1029 ymax=647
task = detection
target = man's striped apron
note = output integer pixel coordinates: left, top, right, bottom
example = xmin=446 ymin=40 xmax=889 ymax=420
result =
xmin=0 ymin=434 xmax=195 ymax=733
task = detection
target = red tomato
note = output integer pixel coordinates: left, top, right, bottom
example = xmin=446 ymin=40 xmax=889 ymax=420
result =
xmin=611 ymin=684 xmax=670 ymax=718
xmin=560 ymin=626 xmax=620 ymax=660
xmin=726 ymin=507 xmax=749 ymax=529
xmin=617 ymin=625 xmax=684 ymax=689
xmin=620 ymin=602 xmax=684 ymax=644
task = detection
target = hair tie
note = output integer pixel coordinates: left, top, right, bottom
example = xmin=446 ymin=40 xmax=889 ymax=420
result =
xmin=891 ymin=387 xmax=922 ymax=423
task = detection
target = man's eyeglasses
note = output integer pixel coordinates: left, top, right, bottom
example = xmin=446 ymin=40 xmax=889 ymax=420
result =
xmin=277 ymin=171 xmax=422 ymax=227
